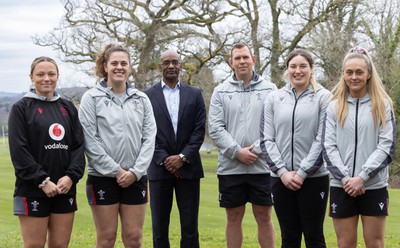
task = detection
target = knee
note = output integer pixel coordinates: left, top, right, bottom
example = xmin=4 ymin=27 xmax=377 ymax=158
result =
xmin=254 ymin=212 xmax=272 ymax=224
xmin=226 ymin=207 xmax=245 ymax=224
xmin=364 ymin=238 xmax=384 ymax=248
xmin=122 ymin=231 xmax=142 ymax=248
xmin=47 ymin=239 xmax=70 ymax=248
xmin=303 ymin=228 xmax=325 ymax=243
xmin=97 ymin=231 xmax=117 ymax=248
xmin=24 ymin=240 xmax=47 ymax=248
xmin=226 ymin=212 xmax=244 ymax=224
xmin=337 ymin=238 xmax=357 ymax=248
xmin=281 ymin=232 xmax=302 ymax=247
xmin=253 ymin=209 xmax=273 ymax=225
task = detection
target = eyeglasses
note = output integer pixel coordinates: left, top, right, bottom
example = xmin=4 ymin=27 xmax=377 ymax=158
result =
xmin=350 ymin=46 xmax=367 ymax=55
xmin=160 ymin=60 xmax=180 ymax=67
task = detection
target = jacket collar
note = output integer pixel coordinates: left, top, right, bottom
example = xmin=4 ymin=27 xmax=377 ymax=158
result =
xmin=97 ymin=80 xmax=138 ymax=96
xmin=229 ymin=71 xmax=261 ymax=86
xmin=24 ymin=88 xmax=60 ymax=102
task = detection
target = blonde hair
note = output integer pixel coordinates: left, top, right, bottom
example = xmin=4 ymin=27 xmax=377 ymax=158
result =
xmin=95 ymin=44 xmax=131 ymax=79
xmin=30 ymin=56 xmax=59 ymax=76
xmin=282 ymin=49 xmax=317 ymax=92
xmin=331 ymin=46 xmax=393 ymax=127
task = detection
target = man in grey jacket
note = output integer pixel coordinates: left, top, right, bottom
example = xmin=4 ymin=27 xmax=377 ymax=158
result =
xmin=208 ymin=43 xmax=277 ymax=248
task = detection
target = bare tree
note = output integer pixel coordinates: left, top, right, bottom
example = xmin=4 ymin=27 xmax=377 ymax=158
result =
xmin=360 ymin=0 xmax=400 ymax=179
xmin=361 ymin=0 xmax=400 ymax=90
xmin=308 ymin=0 xmax=361 ymax=89
xmin=223 ymin=0 xmax=361 ymax=86
xmin=33 ymin=0 xmax=236 ymax=89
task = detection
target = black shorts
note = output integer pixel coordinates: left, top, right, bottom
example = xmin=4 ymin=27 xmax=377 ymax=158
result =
xmin=218 ymin=174 xmax=273 ymax=208
xmin=14 ymin=194 xmax=77 ymax=217
xmin=329 ymin=186 xmax=389 ymax=218
xmin=86 ymin=175 xmax=148 ymax=205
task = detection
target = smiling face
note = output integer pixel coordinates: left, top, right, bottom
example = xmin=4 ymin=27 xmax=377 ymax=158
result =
xmin=104 ymin=51 xmax=130 ymax=87
xmin=287 ymin=55 xmax=312 ymax=92
xmin=343 ymin=58 xmax=371 ymax=98
xmin=30 ymin=61 xmax=59 ymax=99
xmin=229 ymin=46 xmax=256 ymax=83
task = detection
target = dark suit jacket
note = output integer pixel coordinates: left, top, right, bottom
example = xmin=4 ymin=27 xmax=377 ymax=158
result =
xmin=144 ymin=81 xmax=206 ymax=180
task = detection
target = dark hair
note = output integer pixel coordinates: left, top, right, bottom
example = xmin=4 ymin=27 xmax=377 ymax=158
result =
xmin=285 ymin=49 xmax=314 ymax=68
xmin=30 ymin=56 xmax=59 ymax=76
xmin=230 ymin=42 xmax=253 ymax=58
xmin=95 ymin=44 xmax=131 ymax=78
xmin=282 ymin=49 xmax=317 ymax=91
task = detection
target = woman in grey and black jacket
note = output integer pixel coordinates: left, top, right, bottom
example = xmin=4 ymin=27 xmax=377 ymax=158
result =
xmin=79 ymin=44 xmax=156 ymax=247
xmin=260 ymin=49 xmax=332 ymax=248
xmin=322 ymin=46 xmax=395 ymax=248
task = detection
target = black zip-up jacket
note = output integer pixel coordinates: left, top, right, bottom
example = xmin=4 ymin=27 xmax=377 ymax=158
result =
xmin=8 ymin=91 xmax=85 ymax=197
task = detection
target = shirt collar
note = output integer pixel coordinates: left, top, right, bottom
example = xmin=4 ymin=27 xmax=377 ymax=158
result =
xmin=161 ymin=80 xmax=181 ymax=90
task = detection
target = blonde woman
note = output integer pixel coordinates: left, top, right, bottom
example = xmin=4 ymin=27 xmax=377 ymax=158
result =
xmin=322 ymin=46 xmax=396 ymax=248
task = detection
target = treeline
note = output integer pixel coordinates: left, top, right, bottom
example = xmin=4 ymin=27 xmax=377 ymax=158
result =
xmin=30 ymin=0 xmax=400 ymax=184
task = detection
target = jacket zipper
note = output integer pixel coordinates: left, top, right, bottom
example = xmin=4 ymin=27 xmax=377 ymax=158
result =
xmin=291 ymin=88 xmax=308 ymax=171
xmin=352 ymin=99 xmax=359 ymax=177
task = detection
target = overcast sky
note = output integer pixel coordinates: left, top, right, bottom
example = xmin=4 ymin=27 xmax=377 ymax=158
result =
xmin=0 ymin=0 xmax=95 ymax=93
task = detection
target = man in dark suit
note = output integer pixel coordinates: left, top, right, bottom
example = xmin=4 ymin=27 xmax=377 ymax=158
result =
xmin=144 ymin=50 xmax=206 ymax=248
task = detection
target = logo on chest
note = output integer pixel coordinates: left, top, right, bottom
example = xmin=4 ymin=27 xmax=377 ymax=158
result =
xmin=48 ymin=123 xmax=65 ymax=141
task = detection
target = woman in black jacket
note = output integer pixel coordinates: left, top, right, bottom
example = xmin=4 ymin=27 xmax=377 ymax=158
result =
xmin=8 ymin=56 xmax=85 ymax=248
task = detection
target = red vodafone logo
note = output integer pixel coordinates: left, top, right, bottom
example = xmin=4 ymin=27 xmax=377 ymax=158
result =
xmin=48 ymin=123 xmax=65 ymax=141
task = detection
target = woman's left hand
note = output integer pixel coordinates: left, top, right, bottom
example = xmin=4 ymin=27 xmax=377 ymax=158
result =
xmin=343 ymin=176 xmax=365 ymax=197
xmin=57 ymin=176 xmax=73 ymax=194
xmin=117 ymin=170 xmax=137 ymax=188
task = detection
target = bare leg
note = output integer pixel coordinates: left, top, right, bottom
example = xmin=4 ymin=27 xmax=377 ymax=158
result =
xmin=332 ymin=216 xmax=359 ymax=248
xmin=252 ymin=204 xmax=275 ymax=248
xmin=361 ymin=215 xmax=386 ymax=248
xmin=18 ymin=215 xmax=48 ymax=248
xmin=120 ymin=203 xmax=147 ymax=248
xmin=47 ymin=212 xmax=75 ymax=248
xmin=90 ymin=204 xmax=120 ymax=248
xmin=225 ymin=205 xmax=245 ymax=248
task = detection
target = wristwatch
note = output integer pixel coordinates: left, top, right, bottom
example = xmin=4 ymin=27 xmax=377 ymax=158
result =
xmin=179 ymin=153 xmax=188 ymax=163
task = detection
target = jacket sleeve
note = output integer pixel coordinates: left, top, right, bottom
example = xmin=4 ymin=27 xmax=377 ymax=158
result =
xmin=358 ymin=100 xmax=396 ymax=181
xmin=180 ymin=89 xmax=206 ymax=162
xmin=129 ymin=95 xmax=157 ymax=180
xmin=208 ymin=87 xmax=241 ymax=159
xmin=64 ymin=102 xmax=86 ymax=184
xmin=78 ymin=92 xmax=120 ymax=177
xmin=260 ymin=93 xmax=288 ymax=176
xmin=297 ymin=90 xmax=332 ymax=178
xmin=322 ymin=102 xmax=350 ymax=184
xmin=8 ymin=101 xmax=49 ymax=186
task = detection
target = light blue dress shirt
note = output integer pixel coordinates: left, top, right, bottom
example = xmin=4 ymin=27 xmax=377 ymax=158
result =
xmin=162 ymin=81 xmax=180 ymax=137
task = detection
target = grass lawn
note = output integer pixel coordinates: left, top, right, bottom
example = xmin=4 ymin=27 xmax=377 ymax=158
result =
xmin=0 ymin=141 xmax=399 ymax=247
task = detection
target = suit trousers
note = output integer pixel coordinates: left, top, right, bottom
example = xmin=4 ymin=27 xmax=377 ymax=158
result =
xmin=149 ymin=178 xmax=200 ymax=248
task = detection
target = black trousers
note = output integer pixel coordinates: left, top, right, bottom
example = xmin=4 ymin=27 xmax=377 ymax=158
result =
xmin=271 ymin=175 xmax=329 ymax=248
xmin=149 ymin=178 xmax=200 ymax=248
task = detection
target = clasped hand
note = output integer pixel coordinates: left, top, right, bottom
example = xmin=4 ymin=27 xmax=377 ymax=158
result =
xmin=281 ymin=171 xmax=304 ymax=191
xmin=42 ymin=176 xmax=72 ymax=197
xmin=164 ymin=155 xmax=183 ymax=178
xmin=343 ymin=176 xmax=366 ymax=197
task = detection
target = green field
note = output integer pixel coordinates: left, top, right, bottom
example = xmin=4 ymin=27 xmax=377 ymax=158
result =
xmin=1 ymin=140 xmax=399 ymax=247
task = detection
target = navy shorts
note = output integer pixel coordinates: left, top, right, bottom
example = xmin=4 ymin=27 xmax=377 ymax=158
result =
xmin=14 ymin=194 xmax=77 ymax=217
xmin=329 ymin=186 xmax=389 ymax=218
xmin=218 ymin=174 xmax=273 ymax=208
xmin=86 ymin=175 xmax=148 ymax=205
